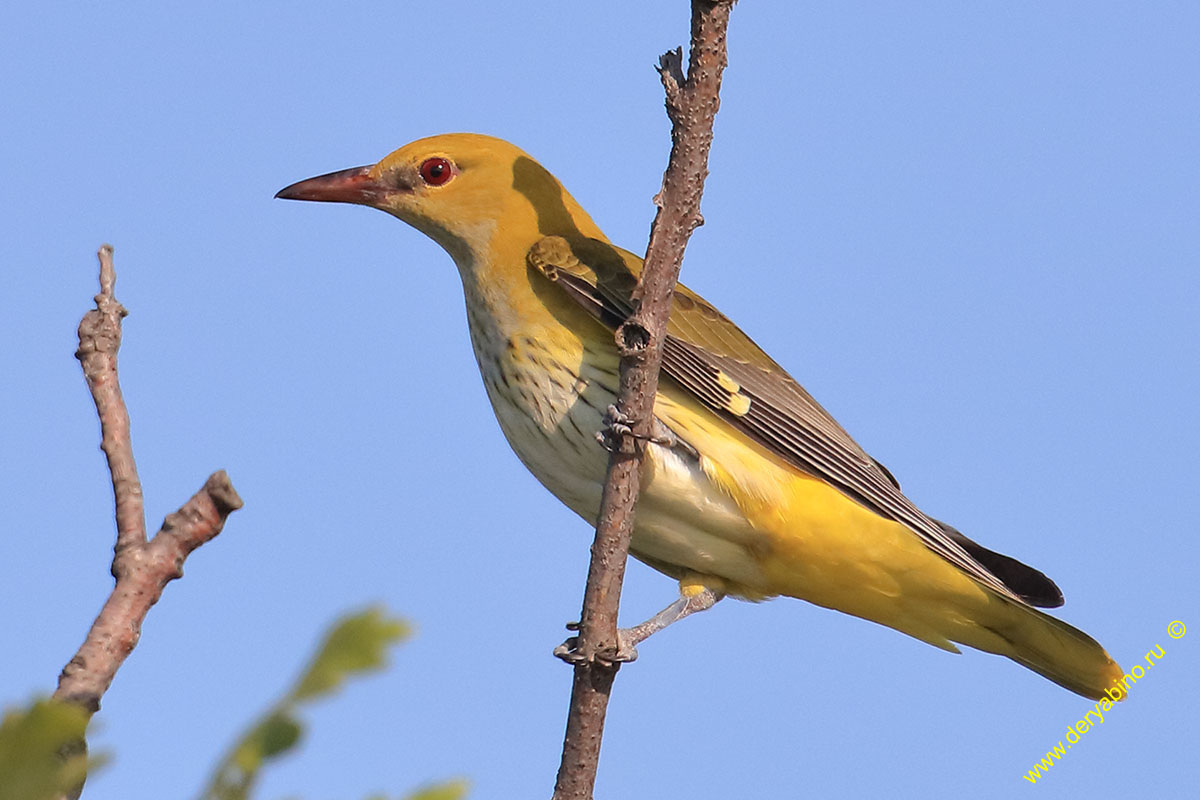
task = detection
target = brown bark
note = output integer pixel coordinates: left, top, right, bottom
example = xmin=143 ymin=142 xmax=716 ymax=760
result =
xmin=53 ymin=245 xmax=242 ymax=716
xmin=552 ymin=3 xmax=736 ymax=798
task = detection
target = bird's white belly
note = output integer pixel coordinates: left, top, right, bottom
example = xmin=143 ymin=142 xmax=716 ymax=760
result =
xmin=474 ymin=333 xmax=770 ymax=594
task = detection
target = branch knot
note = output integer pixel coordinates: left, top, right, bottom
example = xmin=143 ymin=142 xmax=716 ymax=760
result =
xmin=615 ymin=321 xmax=651 ymax=358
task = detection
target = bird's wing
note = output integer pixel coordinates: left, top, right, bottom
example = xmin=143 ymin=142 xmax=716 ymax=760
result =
xmin=528 ymin=235 xmax=1041 ymax=606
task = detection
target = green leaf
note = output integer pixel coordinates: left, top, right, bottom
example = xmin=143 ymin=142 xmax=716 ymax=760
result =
xmin=403 ymin=778 xmax=470 ymax=800
xmin=198 ymin=607 xmax=411 ymax=800
xmin=291 ymin=607 xmax=411 ymax=702
xmin=204 ymin=711 xmax=303 ymax=800
xmin=0 ymin=698 xmax=101 ymax=800
xmin=232 ymin=711 xmax=303 ymax=769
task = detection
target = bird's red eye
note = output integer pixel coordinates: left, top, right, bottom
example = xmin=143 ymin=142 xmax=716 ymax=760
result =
xmin=419 ymin=157 xmax=454 ymax=186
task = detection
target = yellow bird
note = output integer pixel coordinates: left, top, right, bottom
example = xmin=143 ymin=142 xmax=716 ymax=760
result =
xmin=277 ymin=133 xmax=1122 ymax=700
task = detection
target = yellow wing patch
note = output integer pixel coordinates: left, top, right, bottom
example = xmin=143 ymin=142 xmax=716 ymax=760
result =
xmin=715 ymin=370 xmax=752 ymax=416
xmin=715 ymin=370 xmax=740 ymax=393
xmin=724 ymin=391 xmax=752 ymax=417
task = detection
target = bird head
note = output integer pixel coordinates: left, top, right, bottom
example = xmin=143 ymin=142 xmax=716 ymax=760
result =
xmin=277 ymin=133 xmax=608 ymax=269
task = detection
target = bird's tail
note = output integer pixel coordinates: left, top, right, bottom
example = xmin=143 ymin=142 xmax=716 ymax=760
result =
xmin=968 ymin=594 xmax=1124 ymax=701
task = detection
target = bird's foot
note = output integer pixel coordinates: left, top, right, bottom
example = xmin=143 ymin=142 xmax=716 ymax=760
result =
xmin=553 ymin=630 xmax=639 ymax=666
xmin=553 ymin=588 xmax=721 ymax=666
xmin=595 ymin=404 xmax=686 ymax=453
xmin=595 ymin=404 xmax=635 ymax=451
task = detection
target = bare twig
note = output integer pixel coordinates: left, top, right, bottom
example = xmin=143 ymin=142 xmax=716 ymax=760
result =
xmin=54 ymin=245 xmax=243 ymax=716
xmin=552 ymin=3 xmax=736 ymax=797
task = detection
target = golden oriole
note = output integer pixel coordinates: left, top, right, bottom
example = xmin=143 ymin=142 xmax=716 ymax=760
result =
xmin=277 ymin=133 xmax=1122 ymax=700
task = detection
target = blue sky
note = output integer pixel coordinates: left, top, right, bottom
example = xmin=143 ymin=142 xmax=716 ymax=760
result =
xmin=2 ymin=2 xmax=1196 ymax=798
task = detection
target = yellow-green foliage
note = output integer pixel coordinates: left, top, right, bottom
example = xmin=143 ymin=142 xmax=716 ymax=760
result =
xmin=201 ymin=607 xmax=422 ymax=800
xmin=0 ymin=698 xmax=103 ymax=800
xmin=1 ymin=608 xmax=463 ymax=800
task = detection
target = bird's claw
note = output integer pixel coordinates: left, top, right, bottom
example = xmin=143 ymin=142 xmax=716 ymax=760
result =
xmin=553 ymin=636 xmax=587 ymax=664
xmin=604 ymin=403 xmax=635 ymax=430
xmin=614 ymin=632 xmax=639 ymax=663
xmin=595 ymin=404 xmax=680 ymax=452
xmin=595 ymin=404 xmax=635 ymax=451
xmin=553 ymin=632 xmax=639 ymax=666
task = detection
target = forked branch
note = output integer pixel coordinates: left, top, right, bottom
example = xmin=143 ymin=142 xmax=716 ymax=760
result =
xmin=54 ymin=245 xmax=242 ymax=717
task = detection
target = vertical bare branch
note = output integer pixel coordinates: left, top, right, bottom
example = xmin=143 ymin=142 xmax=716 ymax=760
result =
xmin=552 ymin=2 xmax=736 ymax=797
xmin=76 ymin=244 xmax=147 ymax=567
xmin=54 ymin=245 xmax=243 ymax=717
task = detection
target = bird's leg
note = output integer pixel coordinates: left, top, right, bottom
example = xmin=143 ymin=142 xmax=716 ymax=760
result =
xmin=616 ymin=586 xmax=721 ymax=661
xmin=553 ymin=586 xmax=722 ymax=665
xmin=646 ymin=417 xmax=700 ymax=461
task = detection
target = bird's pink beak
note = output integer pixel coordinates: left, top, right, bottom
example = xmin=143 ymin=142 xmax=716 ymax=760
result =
xmin=275 ymin=165 xmax=391 ymax=206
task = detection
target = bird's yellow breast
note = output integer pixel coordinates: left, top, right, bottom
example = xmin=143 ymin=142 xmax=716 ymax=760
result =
xmin=454 ymin=253 xmax=780 ymax=594
xmin=453 ymin=226 xmax=984 ymax=621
